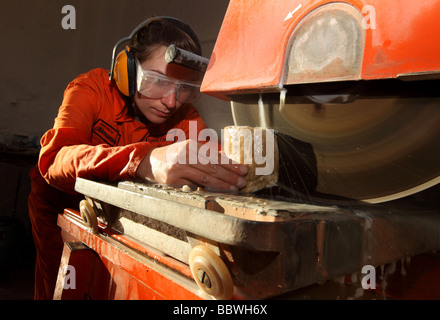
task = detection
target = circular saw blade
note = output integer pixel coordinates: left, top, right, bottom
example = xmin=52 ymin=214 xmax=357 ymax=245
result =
xmin=231 ymin=81 xmax=440 ymax=204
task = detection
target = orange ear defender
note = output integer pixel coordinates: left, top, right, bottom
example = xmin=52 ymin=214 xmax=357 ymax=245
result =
xmin=108 ymin=16 xmax=186 ymax=97
xmin=112 ymin=47 xmax=136 ymax=97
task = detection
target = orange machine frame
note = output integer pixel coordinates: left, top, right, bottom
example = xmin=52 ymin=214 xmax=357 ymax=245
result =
xmin=55 ymin=209 xmax=202 ymax=300
xmin=201 ymin=0 xmax=440 ymax=99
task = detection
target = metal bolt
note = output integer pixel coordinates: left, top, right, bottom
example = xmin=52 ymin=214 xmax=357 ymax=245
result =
xmin=197 ymin=269 xmax=212 ymax=289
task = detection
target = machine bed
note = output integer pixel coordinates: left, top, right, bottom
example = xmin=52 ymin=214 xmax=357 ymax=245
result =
xmin=65 ymin=177 xmax=440 ymax=299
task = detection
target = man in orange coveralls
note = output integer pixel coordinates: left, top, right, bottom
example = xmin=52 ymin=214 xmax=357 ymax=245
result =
xmin=28 ymin=17 xmax=248 ymax=300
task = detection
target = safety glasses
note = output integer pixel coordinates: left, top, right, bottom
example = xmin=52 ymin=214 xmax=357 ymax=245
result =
xmin=136 ymin=61 xmax=201 ymax=103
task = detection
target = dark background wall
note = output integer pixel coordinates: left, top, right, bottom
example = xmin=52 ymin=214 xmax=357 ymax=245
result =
xmin=0 ymin=0 xmax=233 ymax=151
xmin=0 ymin=1 xmax=233 ymax=295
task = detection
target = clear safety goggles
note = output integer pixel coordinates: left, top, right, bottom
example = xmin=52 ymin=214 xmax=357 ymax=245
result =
xmin=136 ymin=61 xmax=201 ymax=104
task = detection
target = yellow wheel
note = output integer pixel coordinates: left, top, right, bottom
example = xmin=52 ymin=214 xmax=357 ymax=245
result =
xmin=79 ymin=199 xmax=98 ymax=233
xmin=189 ymin=245 xmax=233 ymax=300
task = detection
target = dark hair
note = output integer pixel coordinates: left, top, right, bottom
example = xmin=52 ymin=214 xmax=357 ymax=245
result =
xmin=129 ymin=18 xmax=202 ymax=63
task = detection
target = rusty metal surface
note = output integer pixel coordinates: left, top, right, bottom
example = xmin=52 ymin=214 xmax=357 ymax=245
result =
xmin=57 ymin=209 xmax=204 ymax=300
xmin=74 ymin=178 xmax=440 ymax=299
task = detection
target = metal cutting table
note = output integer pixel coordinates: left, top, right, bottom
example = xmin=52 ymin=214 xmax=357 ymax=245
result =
xmin=54 ymin=178 xmax=440 ymax=300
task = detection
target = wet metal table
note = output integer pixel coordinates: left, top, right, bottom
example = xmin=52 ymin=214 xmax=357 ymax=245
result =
xmin=55 ymin=178 xmax=440 ymax=300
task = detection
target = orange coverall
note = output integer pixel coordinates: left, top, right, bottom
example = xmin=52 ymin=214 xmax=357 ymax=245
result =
xmin=28 ymin=68 xmax=207 ymax=300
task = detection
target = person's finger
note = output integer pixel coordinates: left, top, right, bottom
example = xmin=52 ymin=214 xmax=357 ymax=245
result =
xmin=169 ymin=163 xmax=243 ymax=191
xmin=164 ymin=178 xmax=194 ymax=188
xmin=196 ymin=144 xmax=249 ymax=176
xmin=192 ymin=162 xmax=247 ymax=189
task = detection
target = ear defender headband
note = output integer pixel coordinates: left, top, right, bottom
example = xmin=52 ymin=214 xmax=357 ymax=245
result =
xmin=109 ymin=16 xmax=186 ymax=97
